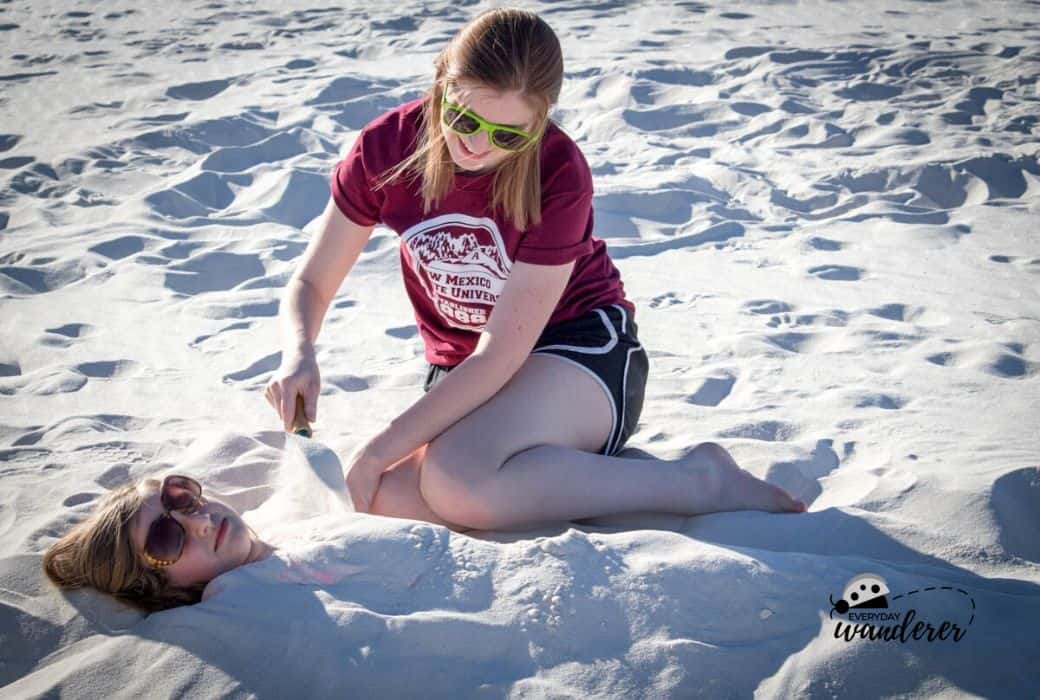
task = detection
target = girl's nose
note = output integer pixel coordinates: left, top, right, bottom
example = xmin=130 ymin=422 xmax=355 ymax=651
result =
xmin=466 ymin=131 xmax=490 ymax=153
xmin=172 ymin=509 xmax=214 ymax=539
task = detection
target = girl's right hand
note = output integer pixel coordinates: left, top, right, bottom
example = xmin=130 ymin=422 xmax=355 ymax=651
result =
xmin=264 ymin=348 xmax=321 ymax=432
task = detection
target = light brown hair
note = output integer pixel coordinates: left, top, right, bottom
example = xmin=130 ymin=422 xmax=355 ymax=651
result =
xmin=42 ymin=480 xmax=205 ymax=613
xmin=373 ymin=7 xmax=565 ymax=231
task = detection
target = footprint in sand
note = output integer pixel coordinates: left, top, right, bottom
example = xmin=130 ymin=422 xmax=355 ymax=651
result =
xmin=163 ymin=251 xmax=267 ymax=295
xmin=592 ymin=189 xmax=702 ymax=239
xmin=0 ymin=362 xmax=137 ymax=396
xmin=717 ymin=420 xmax=799 ymax=442
xmin=0 ymin=134 xmax=21 ymax=153
xmin=808 ymin=264 xmax=863 ymax=281
xmin=187 ymin=296 xmax=281 ymax=353
xmin=8 ymin=162 xmax=72 ymax=198
xmin=649 ymin=292 xmax=702 ymax=309
xmin=686 ymin=373 xmax=736 ymax=407
xmin=764 ymin=331 xmax=817 ymax=354
xmin=76 ymin=360 xmax=138 ymax=378
xmin=925 ymin=342 xmax=1037 ymax=379
xmin=386 ymin=325 xmax=419 ymax=340
xmin=743 ymin=299 xmax=794 ymax=315
xmin=88 ymin=235 xmax=147 ymax=260
xmin=990 ymin=467 xmax=1040 ymax=564
xmin=622 ymin=103 xmax=715 ymax=135
xmin=198 ymin=299 xmax=279 ymax=321
xmin=12 ymin=414 xmax=146 ymax=447
xmin=223 ymin=352 xmax=282 ymax=384
xmin=96 ymin=462 xmax=132 ymax=489
xmin=766 ymin=310 xmax=850 ymax=329
xmin=0 ymin=265 xmax=55 ymax=295
xmin=39 ymin=323 xmax=96 ymax=348
xmin=166 ymin=79 xmax=231 ymax=101
xmin=190 ymin=321 xmax=255 ymax=353
xmin=807 ymin=237 xmax=844 ymax=251
xmin=0 ymin=448 xmax=51 ymax=478
xmin=200 ymin=130 xmax=310 ymax=174
xmin=866 ymin=303 xmax=950 ymax=327
xmin=852 ymin=393 xmax=908 ymax=410
xmin=324 ymin=375 xmax=370 ymax=392
xmin=770 ymin=189 xmax=840 ymax=215
xmin=69 ymin=440 xmax=159 ymax=473
xmin=62 ymin=492 xmax=99 ymax=507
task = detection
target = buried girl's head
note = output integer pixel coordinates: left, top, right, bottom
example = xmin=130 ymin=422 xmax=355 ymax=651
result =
xmin=43 ymin=476 xmax=273 ymax=613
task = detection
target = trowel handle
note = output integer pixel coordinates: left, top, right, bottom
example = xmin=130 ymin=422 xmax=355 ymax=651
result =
xmin=291 ymin=393 xmax=312 ymax=438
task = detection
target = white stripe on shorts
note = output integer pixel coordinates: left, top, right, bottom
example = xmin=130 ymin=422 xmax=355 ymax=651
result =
xmin=532 ymin=307 xmax=618 ymax=355
xmin=531 ymin=305 xmax=639 ymax=456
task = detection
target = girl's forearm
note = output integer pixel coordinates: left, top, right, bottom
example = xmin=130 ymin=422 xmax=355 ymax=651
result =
xmin=367 ymin=352 xmax=516 ymax=469
xmin=280 ymin=277 xmax=331 ymax=354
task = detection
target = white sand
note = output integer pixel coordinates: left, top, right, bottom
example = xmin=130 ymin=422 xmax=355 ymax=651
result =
xmin=2 ymin=0 xmax=1039 ymax=697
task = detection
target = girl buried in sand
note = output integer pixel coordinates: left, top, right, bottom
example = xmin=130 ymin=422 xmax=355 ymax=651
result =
xmin=265 ymin=7 xmax=806 ymax=531
xmin=43 ymin=454 xmax=794 ymax=612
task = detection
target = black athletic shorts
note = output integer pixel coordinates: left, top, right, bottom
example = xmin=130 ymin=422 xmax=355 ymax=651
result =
xmin=422 ymin=303 xmax=650 ymax=456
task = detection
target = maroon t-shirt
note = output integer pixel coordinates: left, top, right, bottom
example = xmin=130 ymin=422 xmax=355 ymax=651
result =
xmin=330 ymin=97 xmax=635 ymax=366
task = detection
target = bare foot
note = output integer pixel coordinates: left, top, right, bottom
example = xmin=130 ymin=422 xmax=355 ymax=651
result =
xmin=678 ymin=442 xmax=807 ymax=515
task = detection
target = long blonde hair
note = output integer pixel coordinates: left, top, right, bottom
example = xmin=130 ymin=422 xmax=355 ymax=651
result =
xmin=42 ymin=480 xmax=205 ymax=613
xmin=373 ymin=7 xmax=564 ymax=232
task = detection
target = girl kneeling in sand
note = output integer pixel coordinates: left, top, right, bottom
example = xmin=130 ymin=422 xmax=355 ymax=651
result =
xmin=266 ymin=7 xmax=806 ymax=532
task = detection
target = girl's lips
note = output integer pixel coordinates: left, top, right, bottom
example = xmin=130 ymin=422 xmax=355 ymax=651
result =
xmin=214 ymin=518 xmax=227 ymax=550
xmin=460 ymin=139 xmax=488 ymax=158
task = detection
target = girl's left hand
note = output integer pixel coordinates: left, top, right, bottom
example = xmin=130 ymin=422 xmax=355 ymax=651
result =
xmin=344 ymin=445 xmax=387 ymax=513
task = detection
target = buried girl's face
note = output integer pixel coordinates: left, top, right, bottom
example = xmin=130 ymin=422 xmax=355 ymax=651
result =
xmin=130 ymin=481 xmax=263 ymax=588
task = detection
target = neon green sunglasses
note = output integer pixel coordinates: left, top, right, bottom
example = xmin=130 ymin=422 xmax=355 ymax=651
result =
xmin=440 ymin=92 xmax=540 ymax=152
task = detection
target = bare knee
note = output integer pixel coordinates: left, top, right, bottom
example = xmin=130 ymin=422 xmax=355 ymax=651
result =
xmin=368 ymin=465 xmax=417 ymax=519
xmin=368 ymin=453 xmax=472 ymax=532
xmin=419 ymin=441 xmax=497 ymax=530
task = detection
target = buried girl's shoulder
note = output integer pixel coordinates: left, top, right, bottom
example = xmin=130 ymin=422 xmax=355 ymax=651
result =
xmin=200 ymin=548 xmax=295 ymax=602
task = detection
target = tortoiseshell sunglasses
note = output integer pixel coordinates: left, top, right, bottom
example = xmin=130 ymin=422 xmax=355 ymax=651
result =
xmin=143 ymin=475 xmax=207 ymax=569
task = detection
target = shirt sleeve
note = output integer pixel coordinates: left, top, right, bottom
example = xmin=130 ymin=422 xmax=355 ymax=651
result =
xmin=513 ymin=188 xmax=595 ymax=265
xmin=329 ymin=128 xmax=384 ymax=227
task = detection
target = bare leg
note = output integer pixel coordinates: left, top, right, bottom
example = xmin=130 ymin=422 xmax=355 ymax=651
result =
xmin=457 ymin=441 xmax=806 ymax=531
xmin=368 ymin=445 xmax=474 ymax=533
xmin=417 ymin=354 xmax=806 ymax=532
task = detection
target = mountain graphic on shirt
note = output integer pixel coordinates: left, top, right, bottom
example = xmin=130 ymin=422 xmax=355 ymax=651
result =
xmin=410 ymin=230 xmax=509 ymax=279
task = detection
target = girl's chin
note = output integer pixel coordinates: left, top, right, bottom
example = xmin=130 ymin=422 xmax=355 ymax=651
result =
xmin=454 ymin=158 xmax=487 ymax=172
xmin=456 ymin=138 xmax=493 ymax=161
